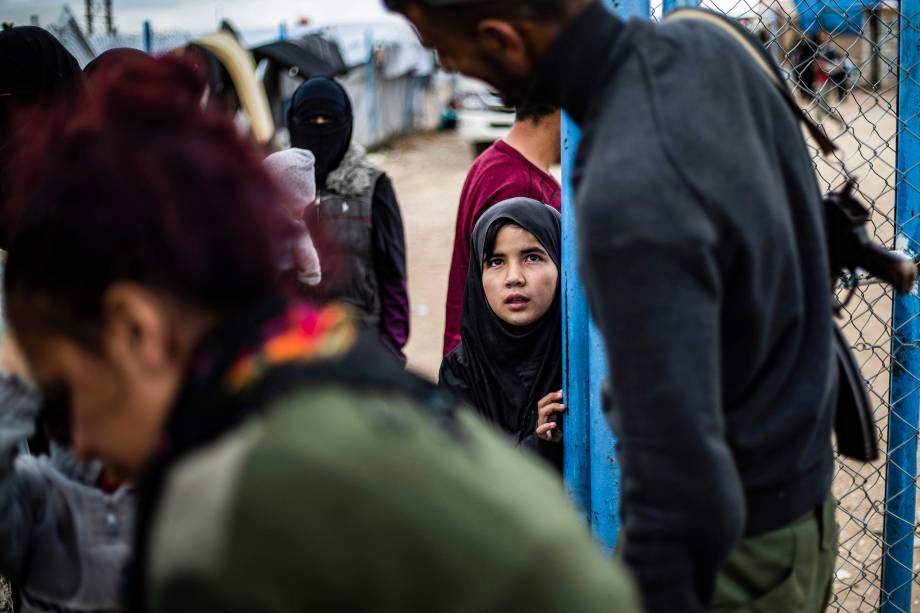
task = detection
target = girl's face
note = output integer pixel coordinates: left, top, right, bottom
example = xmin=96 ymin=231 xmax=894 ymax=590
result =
xmin=482 ymin=224 xmax=558 ymax=326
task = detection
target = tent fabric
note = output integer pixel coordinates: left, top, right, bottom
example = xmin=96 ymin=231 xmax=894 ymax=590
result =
xmin=794 ymin=0 xmax=875 ymax=34
xmin=193 ymin=31 xmax=275 ymax=144
xmin=317 ymin=22 xmax=435 ymax=78
xmin=251 ymin=38 xmax=347 ymax=79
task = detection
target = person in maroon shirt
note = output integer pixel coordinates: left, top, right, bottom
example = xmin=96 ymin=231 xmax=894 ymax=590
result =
xmin=443 ymin=104 xmax=562 ymax=355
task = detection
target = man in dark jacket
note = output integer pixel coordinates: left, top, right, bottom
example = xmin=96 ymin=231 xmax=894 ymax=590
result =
xmin=387 ymin=1 xmax=838 ymax=612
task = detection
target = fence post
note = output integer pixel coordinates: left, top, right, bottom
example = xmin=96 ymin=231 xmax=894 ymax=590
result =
xmin=662 ymin=0 xmax=698 ymax=13
xmin=142 ymin=20 xmax=152 ymax=53
xmin=561 ymin=0 xmax=651 ymax=554
xmin=561 ymin=115 xmax=591 ymax=517
xmin=882 ymin=0 xmax=920 ymax=608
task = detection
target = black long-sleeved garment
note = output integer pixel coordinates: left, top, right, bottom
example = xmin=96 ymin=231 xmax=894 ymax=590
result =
xmin=370 ymin=174 xmax=410 ymax=360
xmin=524 ymin=3 xmax=837 ymax=612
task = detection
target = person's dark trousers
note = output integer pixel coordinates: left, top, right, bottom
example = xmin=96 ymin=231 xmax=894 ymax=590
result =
xmin=711 ymin=496 xmax=838 ymax=612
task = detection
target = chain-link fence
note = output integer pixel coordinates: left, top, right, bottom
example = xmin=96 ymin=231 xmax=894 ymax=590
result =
xmin=652 ymin=0 xmax=916 ymax=609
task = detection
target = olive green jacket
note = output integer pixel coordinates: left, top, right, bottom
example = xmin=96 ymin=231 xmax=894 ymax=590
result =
xmin=145 ymin=385 xmax=640 ymax=613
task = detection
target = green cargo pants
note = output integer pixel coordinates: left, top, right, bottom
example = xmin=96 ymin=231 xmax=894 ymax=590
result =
xmin=711 ymin=496 xmax=838 ymax=612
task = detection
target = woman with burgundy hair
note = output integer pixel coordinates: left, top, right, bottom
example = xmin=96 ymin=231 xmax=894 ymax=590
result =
xmin=2 ymin=54 xmax=638 ymax=613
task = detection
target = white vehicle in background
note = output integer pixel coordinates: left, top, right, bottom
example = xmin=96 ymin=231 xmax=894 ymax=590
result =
xmin=453 ymin=76 xmax=515 ymax=156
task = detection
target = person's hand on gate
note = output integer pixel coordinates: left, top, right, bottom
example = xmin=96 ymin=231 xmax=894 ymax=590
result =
xmin=536 ymin=390 xmax=565 ymax=443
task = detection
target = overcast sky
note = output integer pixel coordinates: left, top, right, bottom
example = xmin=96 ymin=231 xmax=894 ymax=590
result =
xmin=0 ymin=0 xmax=398 ymax=33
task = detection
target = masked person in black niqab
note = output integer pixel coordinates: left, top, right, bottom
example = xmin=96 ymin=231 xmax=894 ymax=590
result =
xmin=287 ymin=76 xmax=410 ymax=363
xmin=439 ymin=197 xmax=563 ymax=470
xmin=0 ymin=26 xmax=82 ymax=247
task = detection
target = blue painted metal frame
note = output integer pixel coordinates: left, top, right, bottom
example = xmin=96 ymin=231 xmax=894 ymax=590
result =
xmin=561 ymin=0 xmax=654 ymax=554
xmin=561 ymin=116 xmax=592 ymax=518
xmin=882 ymin=0 xmax=920 ymax=608
xmin=142 ymin=20 xmax=152 ymax=53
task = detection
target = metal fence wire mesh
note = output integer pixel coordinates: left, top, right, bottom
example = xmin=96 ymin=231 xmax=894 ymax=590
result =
xmin=651 ymin=0 xmax=911 ymax=609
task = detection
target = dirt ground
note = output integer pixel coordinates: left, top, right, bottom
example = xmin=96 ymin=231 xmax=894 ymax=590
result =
xmin=372 ymin=130 xmax=474 ymax=381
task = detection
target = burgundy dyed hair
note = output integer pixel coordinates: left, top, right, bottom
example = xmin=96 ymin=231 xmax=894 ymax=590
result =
xmin=4 ymin=53 xmax=295 ymax=348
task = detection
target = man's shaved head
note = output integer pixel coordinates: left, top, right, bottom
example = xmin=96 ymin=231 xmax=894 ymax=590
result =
xmin=389 ymin=0 xmax=589 ymax=105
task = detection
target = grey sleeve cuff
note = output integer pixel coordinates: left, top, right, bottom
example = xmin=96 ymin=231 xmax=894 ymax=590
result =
xmin=0 ymin=375 xmax=41 ymax=466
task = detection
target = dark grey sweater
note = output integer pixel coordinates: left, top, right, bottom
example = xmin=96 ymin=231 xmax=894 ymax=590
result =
xmin=526 ymin=3 xmax=837 ymax=612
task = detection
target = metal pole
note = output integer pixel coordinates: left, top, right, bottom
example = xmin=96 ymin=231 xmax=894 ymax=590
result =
xmin=365 ymin=29 xmax=379 ymax=144
xmin=882 ymin=0 xmax=920 ymax=607
xmin=561 ymin=0 xmax=652 ymax=554
xmin=143 ymin=20 xmax=152 ymax=54
xmin=104 ymin=0 xmax=113 ymax=35
xmin=561 ymin=115 xmax=591 ymax=516
xmin=85 ymin=0 xmax=94 ymax=35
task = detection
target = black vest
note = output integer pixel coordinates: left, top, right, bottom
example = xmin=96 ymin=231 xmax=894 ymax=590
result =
xmin=316 ymin=168 xmax=383 ymax=328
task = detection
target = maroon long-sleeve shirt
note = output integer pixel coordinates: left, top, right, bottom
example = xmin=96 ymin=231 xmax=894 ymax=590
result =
xmin=443 ymin=140 xmax=561 ymax=355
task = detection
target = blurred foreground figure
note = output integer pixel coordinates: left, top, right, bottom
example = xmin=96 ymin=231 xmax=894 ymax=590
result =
xmin=388 ymin=1 xmax=838 ymax=611
xmin=3 ymin=54 xmax=640 ymax=613
xmin=0 ymin=28 xmax=133 ymax=613
xmin=264 ymin=148 xmax=323 ymax=288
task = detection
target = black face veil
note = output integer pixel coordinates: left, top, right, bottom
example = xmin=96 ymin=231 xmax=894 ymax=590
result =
xmin=441 ymin=197 xmax=563 ymax=440
xmin=286 ymin=76 xmax=353 ymax=189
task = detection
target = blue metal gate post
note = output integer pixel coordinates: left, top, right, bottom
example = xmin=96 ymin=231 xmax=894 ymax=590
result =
xmin=561 ymin=116 xmax=591 ymax=516
xmin=561 ymin=0 xmax=652 ymax=554
xmin=882 ymin=0 xmax=920 ymax=608
xmin=142 ymin=20 xmax=152 ymax=54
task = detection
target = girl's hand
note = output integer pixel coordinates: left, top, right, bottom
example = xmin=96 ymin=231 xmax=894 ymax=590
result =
xmin=536 ymin=390 xmax=565 ymax=443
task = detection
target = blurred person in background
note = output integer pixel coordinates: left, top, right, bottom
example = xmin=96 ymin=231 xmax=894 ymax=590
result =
xmin=0 ymin=30 xmax=133 ymax=613
xmin=443 ymin=103 xmax=561 ymax=355
xmin=0 ymin=26 xmax=82 ymax=246
xmin=440 ymin=198 xmax=564 ymax=470
xmin=791 ymin=31 xmax=819 ymax=101
xmin=287 ymin=76 xmax=410 ymax=362
xmin=389 ymin=1 xmax=839 ymax=612
xmin=0 ymin=371 xmax=134 ymax=613
xmin=3 ymin=52 xmax=641 ymax=613
xmin=264 ymin=148 xmax=323 ymax=288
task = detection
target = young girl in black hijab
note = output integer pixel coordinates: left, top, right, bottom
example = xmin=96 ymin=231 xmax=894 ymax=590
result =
xmin=439 ymin=197 xmax=564 ymax=469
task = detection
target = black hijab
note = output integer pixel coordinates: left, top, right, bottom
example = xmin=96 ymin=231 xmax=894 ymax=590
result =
xmin=440 ymin=198 xmax=562 ymax=443
xmin=286 ymin=76 xmax=353 ymax=188
xmin=0 ymin=26 xmax=82 ymax=247
xmin=84 ymin=48 xmax=148 ymax=76
xmin=0 ymin=27 xmax=81 ymax=103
